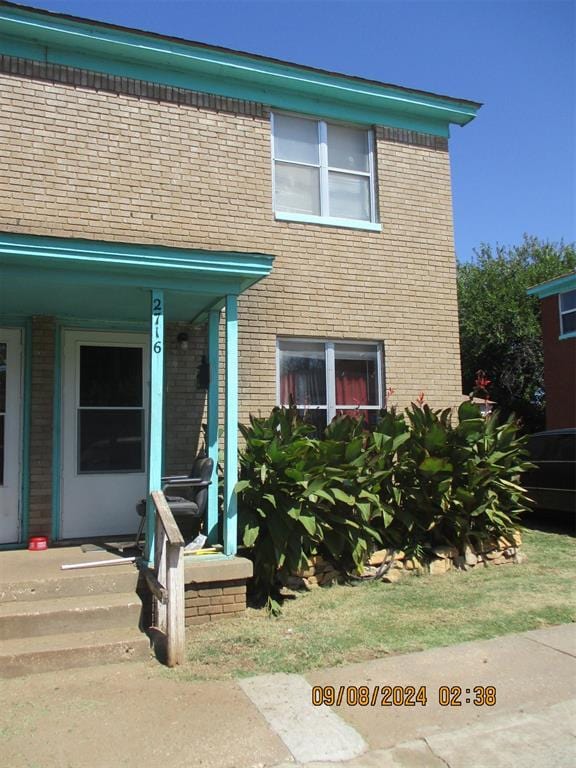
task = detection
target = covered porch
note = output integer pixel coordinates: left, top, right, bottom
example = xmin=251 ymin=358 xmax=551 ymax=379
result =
xmin=0 ymin=232 xmax=274 ymax=561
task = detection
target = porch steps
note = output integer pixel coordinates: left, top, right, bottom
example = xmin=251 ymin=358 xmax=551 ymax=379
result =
xmin=0 ymin=627 xmax=149 ymax=678
xmin=0 ymin=592 xmax=143 ymax=640
xmin=0 ymin=564 xmax=151 ymax=678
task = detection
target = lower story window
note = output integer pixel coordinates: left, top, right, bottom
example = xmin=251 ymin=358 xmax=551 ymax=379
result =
xmin=277 ymin=338 xmax=383 ymax=430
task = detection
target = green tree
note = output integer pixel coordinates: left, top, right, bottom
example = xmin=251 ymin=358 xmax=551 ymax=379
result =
xmin=457 ymin=235 xmax=576 ymax=431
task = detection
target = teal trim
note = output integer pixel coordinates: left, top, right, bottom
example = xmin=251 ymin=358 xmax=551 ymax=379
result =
xmin=0 ymin=233 xmax=274 ymax=282
xmin=223 ymin=295 xmax=238 ymax=557
xmin=51 ymin=323 xmax=62 ymax=542
xmin=20 ymin=319 xmax=31 ymax=545
xmin=0 ymin=6 xmax=481 ymax=135
xmin=206 ymin=309 xmax=220 ymax=546
xmin=146 ymin=289 xmax=164 ymax=566
xmin=559 ymin=332 xmax=576 ymax=341
xmin=527 ymin=273 xmax=576 ymax=299
xmin=0 ymin=542 xmax=27 ymax=551
xmin=275 ymin=212 xmax=383 ymax=232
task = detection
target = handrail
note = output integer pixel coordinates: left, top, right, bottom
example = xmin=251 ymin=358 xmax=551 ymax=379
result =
xmin=150 ymin=490 xmax=184 ymax=547
xmin=143 ymin=490 xmax=185 ymax=667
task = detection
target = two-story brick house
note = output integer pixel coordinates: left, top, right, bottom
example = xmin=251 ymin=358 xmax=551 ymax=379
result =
xmin=0 ymin=1 xmax=481 ymax=554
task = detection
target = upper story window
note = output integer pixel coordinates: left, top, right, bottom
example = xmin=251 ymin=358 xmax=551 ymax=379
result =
xmin=559 ymin=289 xmax=576 ymax=336
xmin=271 ymin=113 xmax=380 ymax=231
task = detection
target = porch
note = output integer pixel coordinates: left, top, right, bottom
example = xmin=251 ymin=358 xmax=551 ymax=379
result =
xmin=0 ymin=232 xmax=274 ymax=558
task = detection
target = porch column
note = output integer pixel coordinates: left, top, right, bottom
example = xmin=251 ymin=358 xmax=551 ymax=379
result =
xmin=223 ymin=294 xmax=238 ymax=556
xmin=146 ymin=289 xmax=164 ymax=566
xmin=206 ymin=309 xmax=220 ymax=544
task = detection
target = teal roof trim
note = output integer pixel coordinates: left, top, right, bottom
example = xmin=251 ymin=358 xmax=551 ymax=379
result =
xmin=527 ymin=272 xmax=576 ymax=299
xmin=0 ymin=232 xmax=274 ymax=290
xmin=0 ymin=4 xmax=481 ymax=137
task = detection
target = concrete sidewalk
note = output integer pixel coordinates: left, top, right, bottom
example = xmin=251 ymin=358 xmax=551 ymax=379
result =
xmin=0 ymin=625 xmax=574 ymax=768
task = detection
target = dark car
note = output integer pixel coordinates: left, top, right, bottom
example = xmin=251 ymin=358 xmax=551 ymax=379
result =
xmin=523 ymin=429 xmax=576 ymax=514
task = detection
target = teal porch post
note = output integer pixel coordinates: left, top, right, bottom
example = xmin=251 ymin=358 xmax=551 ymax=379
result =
xmin=223 ymin=295 xmax=238 ymax=556
xmin=206 ymin=309 xmax=220 ymax=544
xmin=146 ymin=289 xmax=164 ymax=566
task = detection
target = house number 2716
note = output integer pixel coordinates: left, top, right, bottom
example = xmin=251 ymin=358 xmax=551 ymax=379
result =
xmin=153 ymin=297 xmax=163 ymax=354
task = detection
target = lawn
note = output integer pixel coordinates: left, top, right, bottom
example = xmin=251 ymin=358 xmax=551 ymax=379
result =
xmin=172 ymin=528 xmax=575 ymax=681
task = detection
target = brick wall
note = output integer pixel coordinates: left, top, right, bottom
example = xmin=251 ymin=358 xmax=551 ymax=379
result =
xmin=1 ymin=62 xmax=464 ymax=529
xmin=29 ymin=317 xmax=55 ymax=538
xmin=184 ymin=579 xmax=247 ymax=626
xmin=541 ymin=295 xmax=576 ymax=429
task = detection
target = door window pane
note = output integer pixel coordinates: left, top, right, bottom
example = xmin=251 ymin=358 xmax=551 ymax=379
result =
xmin=335 ymin=344 xmax=378 ymax=406
xmin=327 ymin=124 xmax=369 ymax=172
xmin=328 ymin=172 xmax=370 ymax=220
xmin=275 ymin=163 xmax=321 ymax=215
xmin=79 ymin=409 xmax=144 ymax=473
xmin=0 ymin=344 xmax=5 ymax=486
xmin=0 ymin=343 xmax=6 ymax=412
xmin=279 ymin=340 xmax=326 ymax=406
xmin=80 ymin=346 xmax=142 ymax=407
xmin=274 ymin=114 xmax=319 ymax=165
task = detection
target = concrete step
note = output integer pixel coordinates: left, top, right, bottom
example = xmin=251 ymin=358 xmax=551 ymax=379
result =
xmin=0 ymin=627 xmax=151 ymax=678
xmin=0 ymin=592 xmax=143 ymax=641
xmin=0 ymin=568 xmax=140 ymax=604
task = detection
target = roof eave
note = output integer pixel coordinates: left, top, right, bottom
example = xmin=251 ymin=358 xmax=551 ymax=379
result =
xmin=0 ymin=3 xmax=481 ymax=136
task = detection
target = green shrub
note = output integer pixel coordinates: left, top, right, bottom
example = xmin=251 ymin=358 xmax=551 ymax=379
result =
xmin=370 ymin=402 xmax=533 ymax=554
xmin=236 ymin=408 xmax=384 ymax=611
xmin=236 ymin=402 xmax=533 ymax=611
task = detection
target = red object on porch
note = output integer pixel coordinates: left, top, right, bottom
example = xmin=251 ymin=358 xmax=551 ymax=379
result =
xmin=28 ymin=536 xmax=48 ymax=551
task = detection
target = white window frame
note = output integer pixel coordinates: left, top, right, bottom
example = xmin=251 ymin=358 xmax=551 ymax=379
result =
xmin=276 ymin=338 xmax=384 ymax=424
xmin=271 ymin=113 xmax=380 ymax=231
xmin=559 ymin=289 xmax=576 ymax=338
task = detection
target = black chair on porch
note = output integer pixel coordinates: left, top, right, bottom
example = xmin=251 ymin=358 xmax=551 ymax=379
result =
xmin=135 ymin=456 xmax=214 ymax=548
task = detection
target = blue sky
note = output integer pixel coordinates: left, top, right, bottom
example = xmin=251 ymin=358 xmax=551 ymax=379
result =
xmin=16 ymin=0 xmax=575 ymax=263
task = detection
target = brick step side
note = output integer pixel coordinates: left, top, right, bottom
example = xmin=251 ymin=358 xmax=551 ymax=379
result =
xmin=0 ymin=627 xmax=150 ymax=678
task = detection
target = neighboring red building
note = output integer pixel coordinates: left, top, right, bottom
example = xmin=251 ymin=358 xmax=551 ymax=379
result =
xmin=528 ymin=272 xmax=576 ymax=429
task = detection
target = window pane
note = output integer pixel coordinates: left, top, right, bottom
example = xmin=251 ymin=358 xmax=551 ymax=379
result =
xmin=79 ymin=409 xmax=144 ymax=472
xmin=328 ymin=172 xmax=370 ymax=220
xmin=274 ymin=114 xmax=319 ymax=165
xmin=275 ymin=162 xmax=321 ymax=215
xmin=335 ymin=344 xmax=379 ymax=406
xmin=80 ymin=346 xmax=142 ymax=407
xmin=297 ymin=407 xmax=327 ymax=436
xmin=336 ymin=409 xmax=378 ymax=428
xmin=327 ymin=124 xmax=369 ymax=172
xmin=560 ymin=290 xmax=576 ymax=313
xmin=562 ymin=311 xmax=576 ymax=334
xmin=0 ymin=343 xmax=6 ymax=412
xmin=279 ymin=340 xmax=326 ymax=406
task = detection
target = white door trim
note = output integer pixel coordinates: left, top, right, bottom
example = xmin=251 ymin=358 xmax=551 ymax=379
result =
xmin=0 ymin=327 xmax=23 ymax=545
xmin=60 ymin=329 xmax=149 ymax=539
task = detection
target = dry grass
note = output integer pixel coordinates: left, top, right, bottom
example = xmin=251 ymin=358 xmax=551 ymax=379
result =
xmin=171 ymin=527 xmax=575 ymax=681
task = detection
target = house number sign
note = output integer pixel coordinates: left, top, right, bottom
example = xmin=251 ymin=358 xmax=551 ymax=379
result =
xmin=152 ymin=296 xmax=163 ymax=354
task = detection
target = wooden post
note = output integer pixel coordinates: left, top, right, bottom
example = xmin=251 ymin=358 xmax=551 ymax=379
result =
xmin=224 ymin=294 xmax=238 ymax=557
xmin=206 ymin=309 xmax=220 ymax=545
xmin=166 ymin=542 xmax=185 ymax=667
xmin=146 ymin=289 xmax=164 ymax=567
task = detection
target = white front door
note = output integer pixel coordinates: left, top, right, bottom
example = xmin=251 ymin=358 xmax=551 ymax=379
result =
xmin=61 ymin=330 xmax=149 ymax=539
xmin=0 ymin=328 xmax=23 ymax=544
